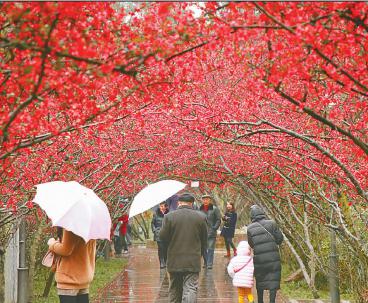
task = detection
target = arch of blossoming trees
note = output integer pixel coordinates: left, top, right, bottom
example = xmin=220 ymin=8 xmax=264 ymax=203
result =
xmin=0 ymin=2 xmax=367 ymax=299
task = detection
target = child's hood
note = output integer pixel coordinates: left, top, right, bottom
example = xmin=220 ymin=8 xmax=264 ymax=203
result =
xmin=236 ymin=241 xmax=251 ymax=256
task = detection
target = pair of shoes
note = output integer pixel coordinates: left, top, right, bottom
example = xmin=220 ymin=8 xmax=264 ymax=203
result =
xmin=123 ymin=250 xmax=128 ymax=254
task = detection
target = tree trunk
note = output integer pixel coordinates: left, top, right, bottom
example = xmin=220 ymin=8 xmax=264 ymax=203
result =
xmin=42 ymin=271 xmax=55 ymax=298
xmin=0 ymin=252 xmax=4 ymax=303
xmin=130 ymin=224 xmax=144 ymax=242
xmin=135 ymin=215 xmax=150 ymax=239
xmin=282 ymin=235 xmax=320 ymax=297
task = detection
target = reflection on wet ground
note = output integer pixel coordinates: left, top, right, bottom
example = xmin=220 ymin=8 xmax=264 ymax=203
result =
xmin=95 ymin=246 xmax=284 ymax=303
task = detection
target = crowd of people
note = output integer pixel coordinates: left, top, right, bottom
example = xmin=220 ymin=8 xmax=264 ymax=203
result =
xmin=46 ymin=192 xmax=283 ymax=303
xmin=153 ymin=193 xmax=284 ymax=303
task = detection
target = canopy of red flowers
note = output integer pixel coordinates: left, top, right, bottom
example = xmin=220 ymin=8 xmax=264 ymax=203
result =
xmin=0 ymin=2 xmax=367 ymax=219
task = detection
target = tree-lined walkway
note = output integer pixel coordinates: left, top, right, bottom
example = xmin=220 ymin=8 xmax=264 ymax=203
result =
xmin=94 ymin=246 xmax=287 ymax=303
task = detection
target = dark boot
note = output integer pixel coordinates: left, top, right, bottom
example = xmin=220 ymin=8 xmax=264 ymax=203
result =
xmin=224 ymin=249 xmax=231 ymax=258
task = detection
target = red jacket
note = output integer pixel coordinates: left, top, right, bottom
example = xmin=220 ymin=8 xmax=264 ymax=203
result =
xmin=112 ymin=214 xmax=129 ymax=237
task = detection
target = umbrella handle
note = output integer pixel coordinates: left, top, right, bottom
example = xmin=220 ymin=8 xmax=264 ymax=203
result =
xmin=56 ymin=227 xmax=63 ymax=241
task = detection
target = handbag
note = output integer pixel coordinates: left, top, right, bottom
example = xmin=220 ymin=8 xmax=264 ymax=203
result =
xmin=42 ymin=250 xmax=54 ymax=267
xmin=42 ymin=250 xmax=60 ymax=272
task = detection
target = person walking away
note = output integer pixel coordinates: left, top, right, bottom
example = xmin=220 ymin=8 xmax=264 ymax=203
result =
xmin=246 ymin=205 xmax=283 ymax=303
xmin=118 ymin=213 xmax=129 ymax=254
xmin=227 ymin=241 xmax=254 ymax=303
xmin=221 ymin=202 xmax=238 ymax=258
xmin=47 ymin=227 xmax=96 ymax=303
xmin=151 ymin=201 xmax=169 ymax=268
xmin=199 ymin=194 xmax=221 ymax=269
xmin=112 ymin=219 xmax=123 ymax=257
xmin=126 ymin=219 xmax=133 ymax=246
xmin=160 ymin=193 xmax=207 ymax=303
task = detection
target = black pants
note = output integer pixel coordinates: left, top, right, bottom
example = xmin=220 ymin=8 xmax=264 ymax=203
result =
xmin=114 ymin=235 xmax=128 ymax=254
xmin=224 ymin=237 xmax=236 ymax=251
xmin=114 ymin=235 xmax=122 ymax=254
xmin=59 ymin=294 xmax=89 ymax=303
xmin=157 ymin=241 xmax=168 ymax=262
xmin=257 ymin=288 xmax=277 ymax=303
xmin=121 ymin=234 xmax=128 ymax=251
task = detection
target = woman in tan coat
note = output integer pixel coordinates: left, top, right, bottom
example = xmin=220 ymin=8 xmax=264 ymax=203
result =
xmin=48 ymin=227 xmax=96 ymax=303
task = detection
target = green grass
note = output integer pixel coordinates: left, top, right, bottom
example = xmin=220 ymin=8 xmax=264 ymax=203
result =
xmin=33 ymin=257 xmax=127 ymax=302
xmin=281 ymin=265 xmax=354 ymax=301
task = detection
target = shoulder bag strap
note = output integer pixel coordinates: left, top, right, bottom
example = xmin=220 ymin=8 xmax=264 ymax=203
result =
xmin=234 ymin=258 xmax=251 ymax=273
xmin=257 ymin=222 xmax=275 ymax=242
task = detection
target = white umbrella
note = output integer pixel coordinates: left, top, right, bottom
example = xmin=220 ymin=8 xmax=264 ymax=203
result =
xmin=33 ymin=181 xmax=111 ymax=242
xmin=129 ymin=180 xmax=186 ymax=218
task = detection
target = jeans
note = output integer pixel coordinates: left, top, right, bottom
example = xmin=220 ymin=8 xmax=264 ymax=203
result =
xmin=59 ymin=294 xmax=89 ymax=303
xmin=114 ymin=235 xmax=122 ymax=254
xmin=114 ymin=235 xmax=128 ymax=254
xmin=126 ymin=230 xmax=132 ymax=245
xmin=203 ymin=237 xmax=216 ymax=267
xmin=257 ymin=288 xmax=277 ymax=303
xmin=169 ymin=272 xmax=199 ymax=303
xmin=121 ymin=234 xmax=128 ymax=251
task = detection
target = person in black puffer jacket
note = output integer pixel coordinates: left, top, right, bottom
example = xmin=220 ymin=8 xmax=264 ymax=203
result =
xmin=246 ymin=205 xmax=283 ymax=303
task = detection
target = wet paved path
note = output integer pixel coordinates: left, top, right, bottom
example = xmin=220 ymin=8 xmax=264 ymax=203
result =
xmin=95 ymin=246 xmax=287 ymax=303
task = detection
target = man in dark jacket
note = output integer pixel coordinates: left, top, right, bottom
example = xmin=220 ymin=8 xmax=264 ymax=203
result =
xmin=160 ymin=193 xmax=208 ymax=303
xmin=247 ymin=205 xmax=284 ymax=303
xmin=199 ymin=194 xmax=221 ymax=269
xmin=151 ymin=202 xmax=169 ymax=269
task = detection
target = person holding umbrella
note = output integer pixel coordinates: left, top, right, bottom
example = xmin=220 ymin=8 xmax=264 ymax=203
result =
xmin=151 ymin=201 xmax=169 ymax=269
xmin=48 ymin=228 xmax=96 ymax=303
xmin=33 ymin=181 xmax=112 ymax=303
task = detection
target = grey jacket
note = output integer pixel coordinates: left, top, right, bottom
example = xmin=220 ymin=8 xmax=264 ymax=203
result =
xmin=199 ymin=203 xmax=221 ymax=238
xmin=151 ymin=208 xmax=168 ymax=242
xmin=159 ymin=205 xmax=208 ymax=273
xmin=247 ymin=205 xmax=283 ymax=290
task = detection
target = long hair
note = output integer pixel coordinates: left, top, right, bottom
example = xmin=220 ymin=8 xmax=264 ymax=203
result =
xmin=227 ymin=202 xmax=235 ymax=212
